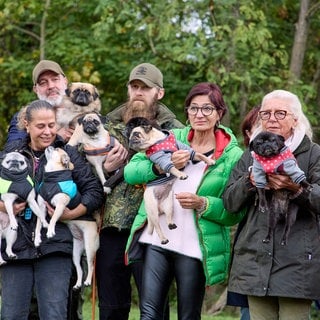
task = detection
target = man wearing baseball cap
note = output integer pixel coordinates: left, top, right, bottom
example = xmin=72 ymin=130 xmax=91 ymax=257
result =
xmin=96 ymin=63 xmax=183 ymax=320
xmin=128 ymin=62 xmax=163 ymax=88
xmin=7 ymin=60 xmax=72 ymax=142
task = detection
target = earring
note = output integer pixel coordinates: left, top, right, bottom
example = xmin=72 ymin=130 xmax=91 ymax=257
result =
xmin=186 ymin=119 xmax=190 ymax=125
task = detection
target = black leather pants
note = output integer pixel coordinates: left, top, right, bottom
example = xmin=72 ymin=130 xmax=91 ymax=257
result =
xmin=140 ymin=245 xmax=206 ymax=320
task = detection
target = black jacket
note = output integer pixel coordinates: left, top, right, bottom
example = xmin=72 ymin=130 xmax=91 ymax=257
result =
xmin=0 ymin=136 xmax=104 ymax=261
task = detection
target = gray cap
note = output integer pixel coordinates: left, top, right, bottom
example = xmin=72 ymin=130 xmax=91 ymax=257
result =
xmin=32 ymin=60 xmax=65 ymax=84
xmin=129 ymin=63 xmax=163 ymax=88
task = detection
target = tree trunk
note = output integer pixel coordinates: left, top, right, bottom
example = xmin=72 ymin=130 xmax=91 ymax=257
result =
xmin=289 ymin=0 xmax=310 ymax=80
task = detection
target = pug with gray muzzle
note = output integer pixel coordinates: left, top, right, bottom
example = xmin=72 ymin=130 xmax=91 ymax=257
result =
xmin=57 ymin=82 xmax=101 ymax=129
xmin=0 ymin=152 xmax=48 ymax=264
xmin=126 ymin=117 xmax=215 ymax=244
xmin=68 ymin=112 xmax=121 ymax=194
xmin=250 ymin=131 xmax=310 ymax=245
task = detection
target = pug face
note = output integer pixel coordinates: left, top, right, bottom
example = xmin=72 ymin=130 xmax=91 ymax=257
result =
xmin=45 ymin=146 xmax=74 ymax=171
xmin=2 ymin=152 xmax=28 ymax=173
xmin=250 ymin=131 xmax=285 ymax=158
xmin=77 ymin=113 xmax=107 ymax=136
xmin=65 ymin=82 xmax=100 ymax=107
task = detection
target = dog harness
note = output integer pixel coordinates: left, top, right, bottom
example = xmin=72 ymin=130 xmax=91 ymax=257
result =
xmin=38 ymin=170 xmax=81 ymax=209
xmin=83 ymin=136 xmax=116 ymax=156
xmin=0 ymin=167 xmax=34 ymax=201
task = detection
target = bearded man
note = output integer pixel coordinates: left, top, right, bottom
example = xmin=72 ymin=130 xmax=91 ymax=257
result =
xmin=95 ymin=63 xmax=183 ymax=320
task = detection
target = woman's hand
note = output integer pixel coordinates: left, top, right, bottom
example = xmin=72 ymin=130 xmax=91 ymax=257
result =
xmin=267 ymin=174 xmax=301 ymax=192
xmin=12 ymin=202 xmax=27 ymax=215
xmin=103 ymin=143 xmax=128 ymax=173
xmin=175 ymin=192 xmax=204 ymax=210
xmin=171 ymin=150 xmax=190 ymax=170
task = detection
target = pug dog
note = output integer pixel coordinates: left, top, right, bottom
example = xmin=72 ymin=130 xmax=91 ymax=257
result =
xmin=126 ymin=117 xmax=215 ymax=244
xmin=36 ymin=146 xmax=99 ymax=290
xmin=68 ymin=112 xmax=121 ymax=194
xmin=250 ymin=131 xmax=310 ymax=245
xmin=0 ymin=152 xmax=48 ymax=264
xmin=57 ymin=82 xmax=101 ymax=129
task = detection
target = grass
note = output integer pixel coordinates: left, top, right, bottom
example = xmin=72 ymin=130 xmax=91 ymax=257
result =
xmin=82 ymin=287 xmax=239 ymax=319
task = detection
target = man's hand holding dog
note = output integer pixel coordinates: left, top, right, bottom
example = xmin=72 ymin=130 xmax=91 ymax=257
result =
xmin=103 ymin=143 xmax=128 ymax=174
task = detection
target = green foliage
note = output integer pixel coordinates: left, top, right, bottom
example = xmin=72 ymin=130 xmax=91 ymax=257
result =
xmin=0 ymin=0 xmax=319 ymax=146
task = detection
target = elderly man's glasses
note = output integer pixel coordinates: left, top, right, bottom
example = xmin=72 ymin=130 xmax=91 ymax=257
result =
xmin=259 ymin=110 xmax=293 ymax=120
xmin=187 ymin=104 xmax=216 ymax=116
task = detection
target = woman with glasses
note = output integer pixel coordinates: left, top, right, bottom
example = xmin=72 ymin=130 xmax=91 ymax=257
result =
xmin=124 ymin=82 xmax=246 ymax=319
xmin=223 ymin=89 xmax=320 ymax=320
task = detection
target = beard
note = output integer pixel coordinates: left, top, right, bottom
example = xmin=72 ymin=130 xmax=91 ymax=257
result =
xmin=122 ymin=95 xmax=159 ymax=124
xmin=38 ymin=89 xmax=65 ymax=107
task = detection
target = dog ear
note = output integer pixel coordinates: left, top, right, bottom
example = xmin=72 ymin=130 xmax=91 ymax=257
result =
xmin=99 ymin=114 xmax=107 ymax=124
xmin=93 ymin=87 xmax=100 ymax=100
xmin=65 ymin=88 xmax=71 ymax=97
xmin=77 ymin=115 xmax=85 ymax=124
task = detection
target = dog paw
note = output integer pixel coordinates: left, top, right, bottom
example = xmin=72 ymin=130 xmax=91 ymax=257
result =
xmin=84 ymin=279 xmax=92 ymax=287
xmin=0 ymin=260 xmax=7 ymax=266
xmin=179 ymin=175 xmax=188 ymax=180
xmin=104 ymin=186 xmax=112 ymax=194
xmin=46 ymin=230 xmax=55 ymax=238
xmin=168 ymin=223 xmax=177 ymax=230
xmin=72 ymin=283 xmax=82 ymax=291
xmin=7 ymin=253 xmax=17 ymax=260
xmin=34 ymin=238 xmax=42 ymax=247
xmin=161 ymin=239 xmax=169 ymax=245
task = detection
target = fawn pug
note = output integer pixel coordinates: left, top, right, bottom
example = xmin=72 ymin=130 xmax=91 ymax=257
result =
xmin=68 ymin=112 xmax=121 ymax=194
xmin=36 ymin=146 xmax=99 ymax=289
xmin=0 ymin=152 xmax=48 ymax=264
xmin=126 ymin=117 xmax=215 ymax=244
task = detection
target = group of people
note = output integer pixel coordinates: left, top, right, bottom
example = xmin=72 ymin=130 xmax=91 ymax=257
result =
xmin=0 ymin=58 xmax=319 ymax=320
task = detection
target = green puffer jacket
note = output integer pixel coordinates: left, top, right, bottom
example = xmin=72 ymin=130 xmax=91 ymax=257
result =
xmin=124 ymin=125 xmax=246 ymax=286
xmin=102 ymin=102 xmax=184 ymax=230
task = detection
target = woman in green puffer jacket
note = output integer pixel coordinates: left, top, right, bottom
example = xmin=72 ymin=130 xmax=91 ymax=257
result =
xmin=124 ymin=82 xmax=246 ymax=320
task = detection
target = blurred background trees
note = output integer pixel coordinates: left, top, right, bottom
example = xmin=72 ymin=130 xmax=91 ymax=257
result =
xmin=0 ymin=0 xmax=319 ymax=146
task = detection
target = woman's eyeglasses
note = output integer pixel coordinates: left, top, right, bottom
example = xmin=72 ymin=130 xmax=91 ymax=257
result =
xmin=186 ymin=104 xmax=216 ymax=116
xmin=259 ymin=110 xmax=293 ymax=120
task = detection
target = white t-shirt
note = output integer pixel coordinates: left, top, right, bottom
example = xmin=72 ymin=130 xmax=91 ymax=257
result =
xmin=139 ymin=160 xmax=207 ymax=260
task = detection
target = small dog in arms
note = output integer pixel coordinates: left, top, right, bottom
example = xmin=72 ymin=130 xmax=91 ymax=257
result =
xmin=37 ymin=146 xmax=99 ymax=289
xmin=57 ymin=82 xmax=101 ymax=129
xmin=0 ymin=152 xmax=48 ymax=264
xmin=68 ymin=112 xmax=121 ymax=194
xmin=250 ymin=131 xmax=310 ymax=245
xmin=126 ymin=117 xmax=215 ymax=244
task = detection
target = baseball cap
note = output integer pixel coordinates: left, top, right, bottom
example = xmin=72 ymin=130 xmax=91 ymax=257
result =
xmin=32 ymin=60 xmax=65 ymax=84
xmin=129 ymin=63 xmax=163 ymax=88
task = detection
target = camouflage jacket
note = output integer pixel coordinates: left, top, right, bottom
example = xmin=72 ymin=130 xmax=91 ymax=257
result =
xmin=102 ymin=102 xmax=184 ymax=230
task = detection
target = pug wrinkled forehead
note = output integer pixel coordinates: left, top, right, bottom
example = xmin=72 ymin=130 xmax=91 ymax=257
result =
xmin=2 ymin=152 xmax=28 ymax=172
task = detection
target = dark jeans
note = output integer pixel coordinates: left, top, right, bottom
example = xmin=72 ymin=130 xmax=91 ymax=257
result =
xmin=1 ymin=254 xmax=72 ymax=320
xmin=96 ymin=228 xmax=143 ymax=320
xmin=140 ymin=245 xmax=205 ymax=320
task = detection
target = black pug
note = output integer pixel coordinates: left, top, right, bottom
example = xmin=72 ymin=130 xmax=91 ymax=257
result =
xmin=250 ymin=131 xmax=310 ymax=245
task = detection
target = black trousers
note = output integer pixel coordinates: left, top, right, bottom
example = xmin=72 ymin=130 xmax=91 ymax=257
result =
xmin=95 ymin=228 xmax=143 ymax=320
xmin=140 ymin=245 xmax=205 ymax=320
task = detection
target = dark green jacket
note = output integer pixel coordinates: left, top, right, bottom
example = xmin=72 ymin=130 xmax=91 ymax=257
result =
xmin=223 ymin=135 xmax=320 ymax=299
xmin=124 ymin=125 xmax=246 ymax=286
xmin=102 ymin=102 xmax=184 ymax=230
